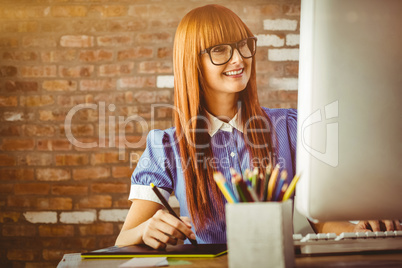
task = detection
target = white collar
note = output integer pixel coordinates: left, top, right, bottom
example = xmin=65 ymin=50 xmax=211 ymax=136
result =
xmin=205 ymin=109 xmax=244 ymax=137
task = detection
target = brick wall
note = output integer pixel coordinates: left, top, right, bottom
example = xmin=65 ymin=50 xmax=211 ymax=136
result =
xmin=0 ymin=0 xmax=300 ymax=267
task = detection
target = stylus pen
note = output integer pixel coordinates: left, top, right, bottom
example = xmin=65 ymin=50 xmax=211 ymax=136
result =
xmin=150 ymin=183 xmax=198 ymax=246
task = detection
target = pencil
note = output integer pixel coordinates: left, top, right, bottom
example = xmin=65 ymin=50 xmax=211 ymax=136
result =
xmin=213 ymin=172 xmax=239 ymax=203
xmin=267 ymin=164 xmax=280 ymax=201
xmin=282 ymin=174 xmax=301 ymax=201
xmin=150 ymin=183 xmax=198 ymax=246
xmin=262 ymin=163 xmax=272 ymax=201
xmin=273 ymin=170 xmax=287 ymax=201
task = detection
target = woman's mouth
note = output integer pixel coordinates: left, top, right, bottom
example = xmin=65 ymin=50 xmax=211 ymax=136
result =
xmin=223 ymin=68 xmax=244 ymax=76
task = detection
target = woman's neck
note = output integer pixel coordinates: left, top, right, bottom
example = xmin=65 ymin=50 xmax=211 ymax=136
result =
xmin=204 ymin=92 xmax=240 ymax=123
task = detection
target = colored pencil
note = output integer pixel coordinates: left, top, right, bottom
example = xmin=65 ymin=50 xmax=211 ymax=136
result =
xmin=267 ymin=164 xmax=280 ymax=201
xmin=282 ymin=174 xmax=301 ymax=201
xmin=213 ymin=172 xmax=239 ymax=203
xmin=273 ymin=171 xmax=287 ymax=201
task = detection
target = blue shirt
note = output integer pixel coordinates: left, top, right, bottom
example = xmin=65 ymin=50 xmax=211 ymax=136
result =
xmin=129 ymin=108 xmax=297 ymax=244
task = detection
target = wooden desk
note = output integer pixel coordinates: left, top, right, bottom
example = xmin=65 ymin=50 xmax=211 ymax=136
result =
xmin=58 ymin=252 xmax=402 ymax=268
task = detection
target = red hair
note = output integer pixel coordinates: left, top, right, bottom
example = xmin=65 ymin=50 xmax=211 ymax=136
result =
xmin=173 ymin=5 xmax=275 ymax=229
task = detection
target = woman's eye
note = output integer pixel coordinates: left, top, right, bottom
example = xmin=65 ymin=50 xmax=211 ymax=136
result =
xmin=238 ymin=41 xmax=247 ymax=48
xmin=212 ymin=46 xmax=228 ymax=53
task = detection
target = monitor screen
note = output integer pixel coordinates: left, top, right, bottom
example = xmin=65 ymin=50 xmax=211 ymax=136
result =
xmin=295 ymin=0 xmax=402 ymax=222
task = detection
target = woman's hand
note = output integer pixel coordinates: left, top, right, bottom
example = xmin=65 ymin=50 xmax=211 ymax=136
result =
xmin=142 ymin=209 xmax=196 ymax=249
xmin=354 ymin=220 xmax=402 ymax=232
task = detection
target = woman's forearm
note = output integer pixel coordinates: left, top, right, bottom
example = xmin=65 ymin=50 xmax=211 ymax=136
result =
xmin=115 ymin=220 xmax=147 ymax=246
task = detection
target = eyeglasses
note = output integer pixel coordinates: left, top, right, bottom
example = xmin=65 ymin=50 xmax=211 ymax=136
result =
xmin=200 ymin=37 xmax=257 ymax=66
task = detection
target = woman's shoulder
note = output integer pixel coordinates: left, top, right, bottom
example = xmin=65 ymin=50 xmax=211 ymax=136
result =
xmin=146 ymin=127 xmax=177 ymax=146
xmin=261 ymin=107 xmax=297 ymax=122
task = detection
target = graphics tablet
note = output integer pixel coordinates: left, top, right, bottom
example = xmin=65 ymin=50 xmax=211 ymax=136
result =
xmin=81 ymin=243 xmax=227 ymax=259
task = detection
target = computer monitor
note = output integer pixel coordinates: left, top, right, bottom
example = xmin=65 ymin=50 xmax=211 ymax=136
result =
xmin=295 ymin=0 xmax=402 ymax=222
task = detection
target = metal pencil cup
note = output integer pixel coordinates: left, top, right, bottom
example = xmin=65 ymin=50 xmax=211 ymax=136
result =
xmin=226 ymin=200 xmax=294 ymax=268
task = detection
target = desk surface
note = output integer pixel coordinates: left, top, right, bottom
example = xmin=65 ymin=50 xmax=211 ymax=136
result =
xmin=58 ymin=252 xmax=402 ymax=268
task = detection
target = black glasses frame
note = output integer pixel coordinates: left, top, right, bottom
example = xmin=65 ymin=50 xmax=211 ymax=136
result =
xmin=200 ymin=37 xmax=258 ymax=66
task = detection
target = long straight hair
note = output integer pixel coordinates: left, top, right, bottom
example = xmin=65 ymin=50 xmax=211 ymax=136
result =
xmin=173 ymin=5 xmax=275 ymax=229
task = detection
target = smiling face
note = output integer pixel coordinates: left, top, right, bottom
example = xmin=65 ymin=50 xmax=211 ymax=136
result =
xmin=200 ymin=43 xmax=252 ymax=97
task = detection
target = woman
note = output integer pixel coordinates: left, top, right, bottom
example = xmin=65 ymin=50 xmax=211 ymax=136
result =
xmin=115 ymin=4 xmax=398 ymax=249
xmin=115 ymin=4 xmax=296 ymax=248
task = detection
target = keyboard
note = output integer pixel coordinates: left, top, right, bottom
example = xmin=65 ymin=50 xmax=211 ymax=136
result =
xmin=294 ymin=231 xmax=402 ymax=256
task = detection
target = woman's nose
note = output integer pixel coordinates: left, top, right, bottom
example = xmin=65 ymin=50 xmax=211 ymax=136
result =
xmin=230 ymin=48 xmax=243 ymax=63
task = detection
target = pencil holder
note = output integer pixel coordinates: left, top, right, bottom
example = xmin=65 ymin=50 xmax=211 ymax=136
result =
xmin=226 ymin=200 xmax=294 ymax=268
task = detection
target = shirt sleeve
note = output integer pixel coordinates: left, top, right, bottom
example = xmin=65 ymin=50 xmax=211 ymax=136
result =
xmin=128 ymin=129 xmax=176 ymax=206
xmin=287 ymin=109 xmax=298 ymax=176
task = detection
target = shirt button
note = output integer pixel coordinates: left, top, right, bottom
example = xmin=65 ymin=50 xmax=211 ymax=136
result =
xmin=230 ymin=152 xmax=235 ymax=157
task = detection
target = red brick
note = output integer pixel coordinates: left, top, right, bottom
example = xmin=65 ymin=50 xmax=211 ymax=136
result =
xmin=51 ymin=185 xmax=88 ymax=195
xmin=36 ymin=168 xmax=70 ymax=181
xmin=51 ymin=6 xmax=88 ymax=17
xmin=79 ymin=79 xmax=116 ymax=91
xmin=36 ymin=197 xmax=73 ymax=210
xmin=0 ymin=125 xmax=21 ymax=136
xmin=136 ymin=32 xmax=172 ymax=43
xmin=2 ymin=111 xmax=35 ymax=122
xmin=90 ymin=152 xmax=124 ymax=165
xmin=2 ymin=225 xmax=36 ymax=237
xmin=20 ymin=65 xmax=57 ymax=77
xmin=78 ymin=223 xmax=114 ymax=236
xmin=2 ymin=51 xmax=38 ymax=61
xmin=15 ymin=183 xmax=50 ymax=195
xmin=117 ymin=76 xmax=155 ymax=89
xmin=0 ymin=169 xmax=34 ymax=181
xmin=113 ymin=197 xmax=131 ymax=208
xmin=0 ymin=96 xmax=17 ymax=107
xmin=76 ymin=195 xmax=112 ymax=209
xmin=97 ymin=35 xmax=133 ymax=46
xmin=62 ymin=124 xmax=94 ymax=137
xmin=72 ymin=167 xmax=110 ymax=180
xmin=112 ymin=166 xmax=133 ymax=178
xmin=117 ymin=47 xmax=153 ymax=60
xmin=108 ymin=20 xmax=147 ymax=32
xmin=22 ymin=153 xmax=53 ymax=166
xmin=7 ymin=249 xmax=34 ymax=261
xmin=0 ymin=37 xmax=19 ymax=47
xmin=91 ymin=183 xmax=127 ymax=194
xmin=79 ymin=49 xmax=113 ymax=62
xmin=20 ymin=95 xmax=54 ymax=107
xmin=41 ymin=237 xmax=96 ymax=250
xmin=132 ymin=90 xmax=170 ymax=103
xmin=89 ymin=5 xmax=127 ymax=17
xmin=0 ymin=211 xmax=21 ymax=223
xmin=283 ymin=4 xmax=301 ymax=16
xmin=1 ymin=6 xmax=45 ymax=19
xmin=42 ymin=80 xmax=77 ymax=91
xmin=22 ymin=36 xmax=56 ymax=47
xmin=37 ymin=139 xmax=72 ymax=151
xmin=0 ymin=183 xmax=13 ymax=194
xmin=0 ymin=154 xmax=16 ymax=166
xmin=23 ymin=124 xmax=54 ymax=136
xmin=41 ymin=50 xmax=76 ymax=63
xmin=38 ymin=225 xmax=74 ymax=237
xmin=138 ymin=61 xmax=172 ymax=74
xmin=99 ymin=63 xmax=134 ymax=77
xmin=285 ymin=63 xmax=299 ymax=76
xmin=1 ymin=138 xmax=35 ymax=151
xmin=60 ymin=35 xmax=94 ymax=47
xmin=55 ymin=154 xmax=89 ymax=166
xmin=157 ymin=47 xmax=172 ymax=59
xmin=39 ymin=110 xmax=67 ymax=121
xmin=59 ymin=65 xmax=94 ymax=78
xmin=4 ymin=81 xmax=38 ymax=92
xmin=0 ymin=66 xmax=18 ymax=77
xmin=2 ymin=21 xmax=38 ymax=33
